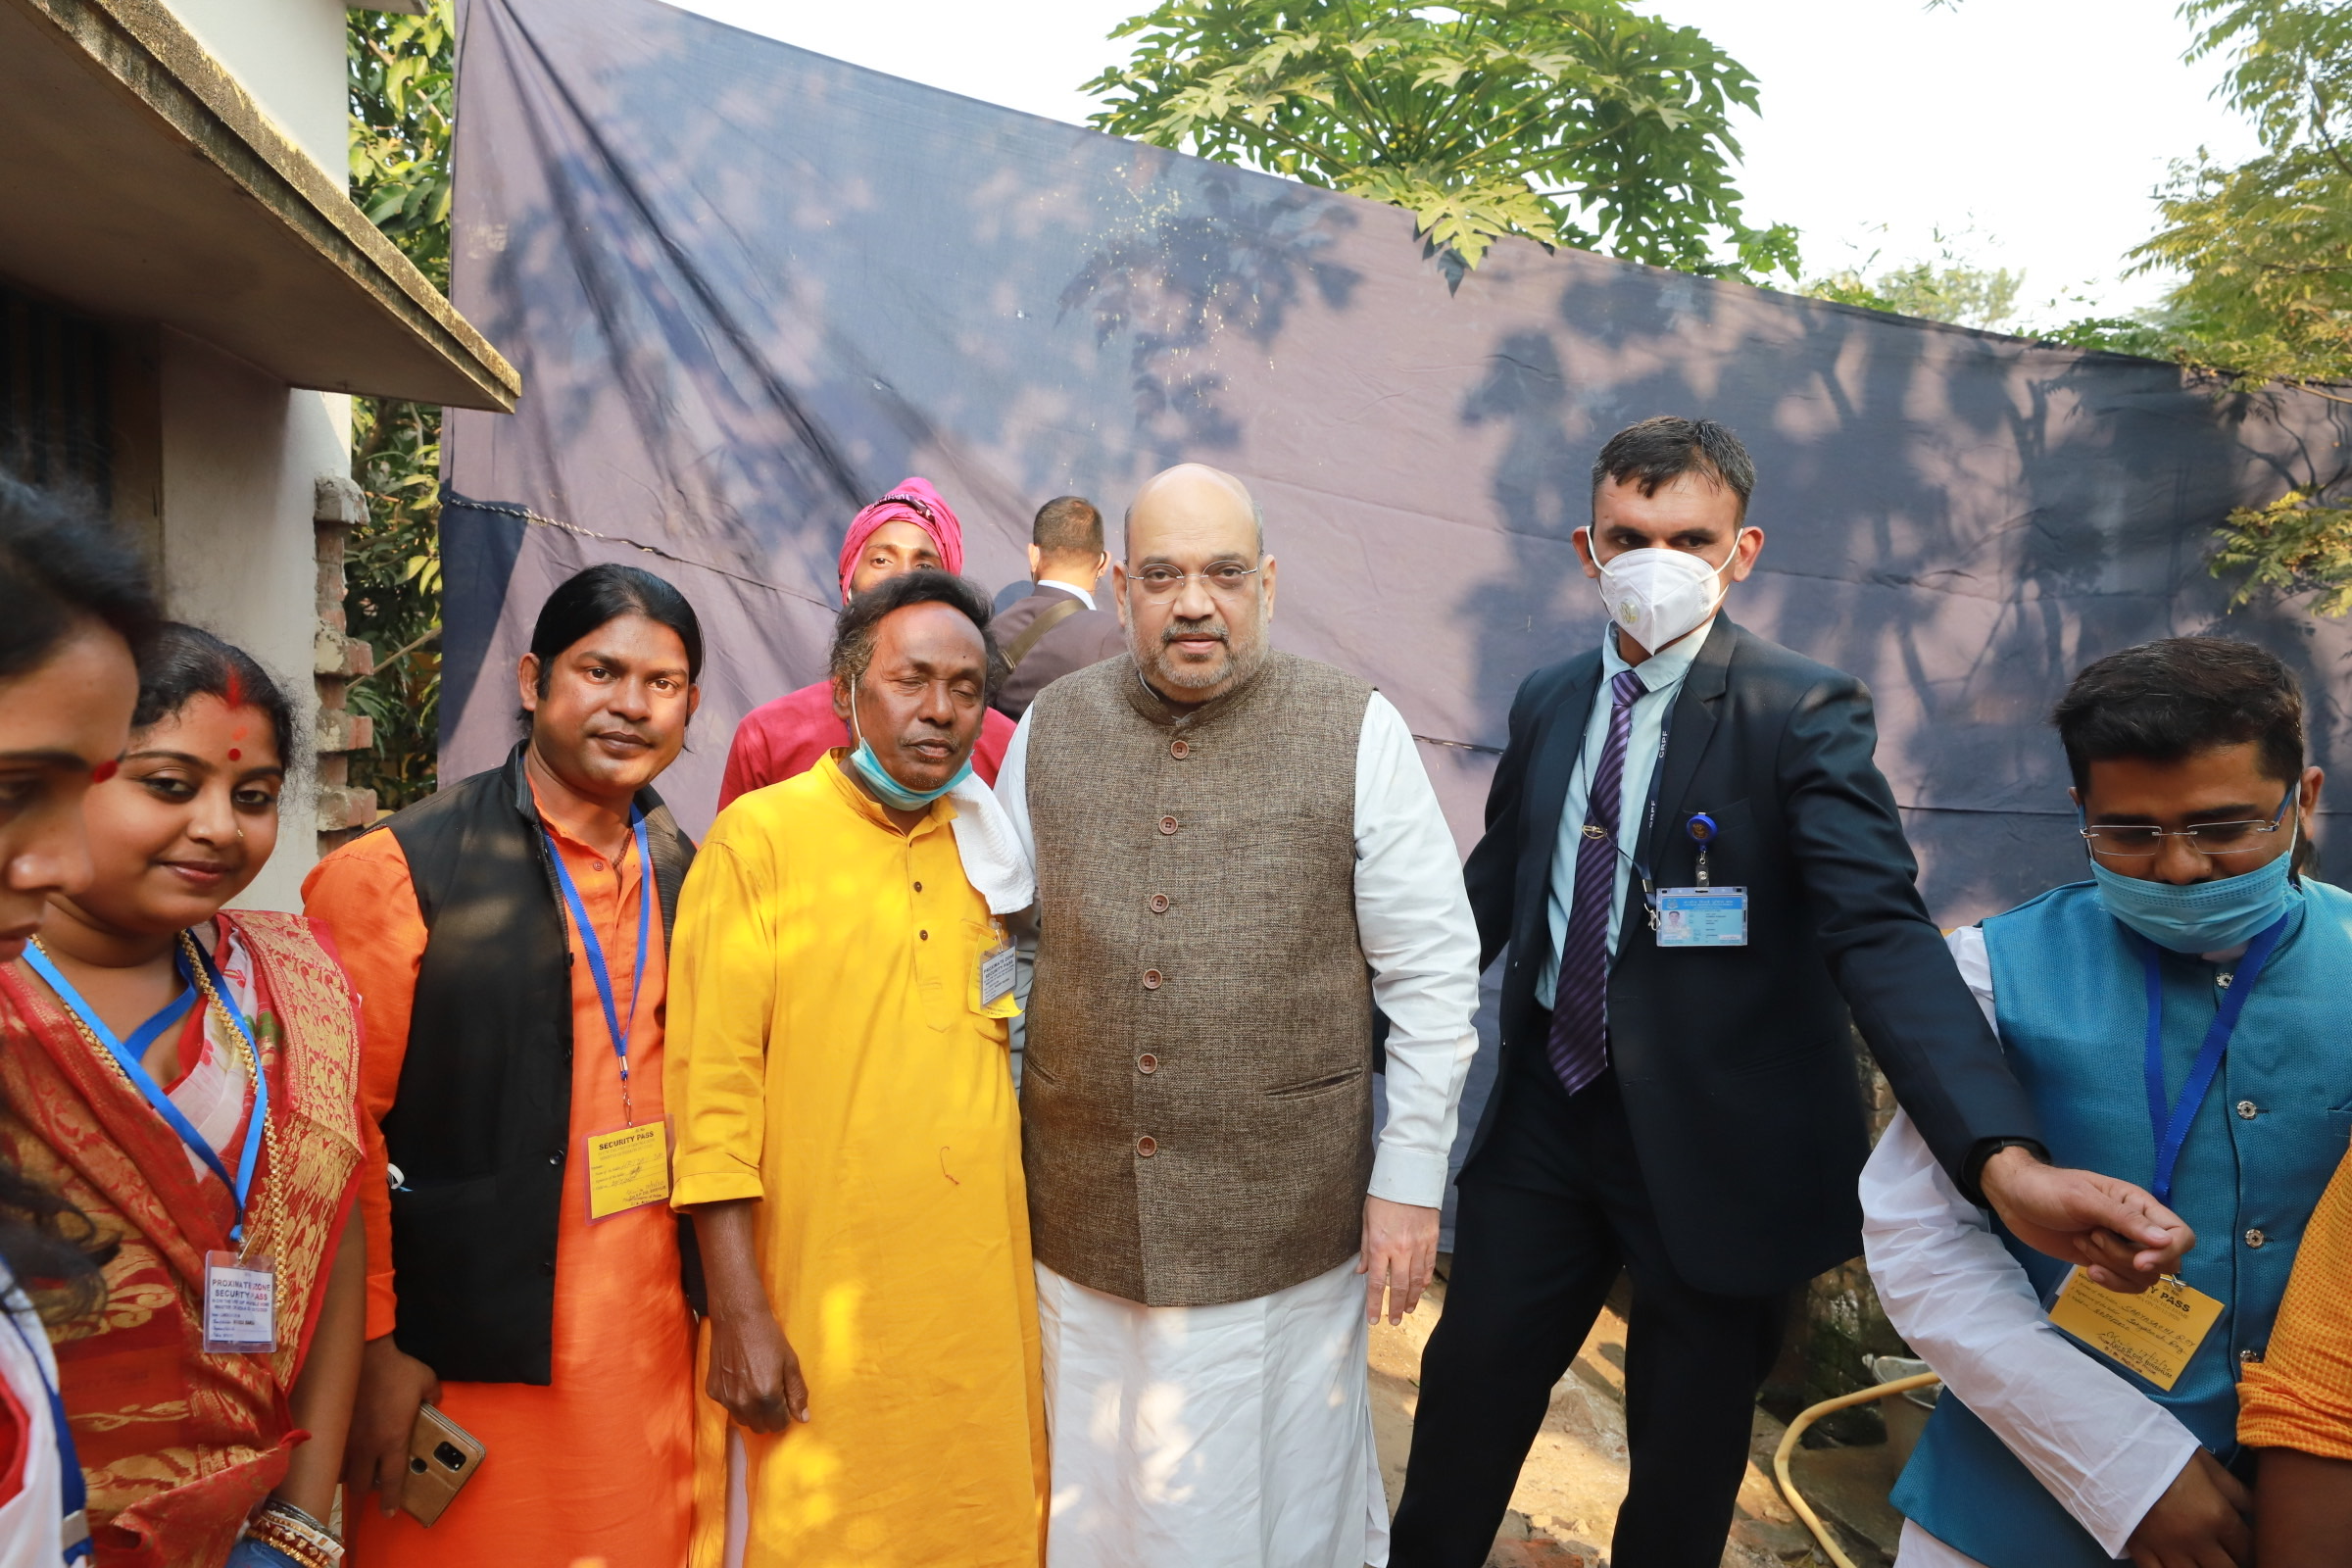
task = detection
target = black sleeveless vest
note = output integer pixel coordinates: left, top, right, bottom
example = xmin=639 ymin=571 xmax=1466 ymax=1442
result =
xmin=373 ymin=743 xmax=699 ymax=1384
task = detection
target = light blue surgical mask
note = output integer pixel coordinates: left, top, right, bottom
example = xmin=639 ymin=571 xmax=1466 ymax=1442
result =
xmin=846 ymin=696 xmax=971 ymax=811
xmin=2087 ymin=801 xmax=2299 ymax=955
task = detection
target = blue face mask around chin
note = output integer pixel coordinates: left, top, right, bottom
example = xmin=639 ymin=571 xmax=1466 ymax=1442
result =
xmin=847 ymin=703 xmax=972 ymax=811
xmin=2087 ymin=801 xmax=2299 ymax=955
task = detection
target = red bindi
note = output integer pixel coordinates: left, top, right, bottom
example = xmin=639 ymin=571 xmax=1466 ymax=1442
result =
xmin=227 ymin=748 xmax=242 ymax=761
xmin=90 ymin=760 xmax=118 ymax=784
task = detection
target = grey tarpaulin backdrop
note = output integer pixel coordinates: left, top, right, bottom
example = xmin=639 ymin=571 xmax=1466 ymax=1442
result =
xmin=440 ymin=0 xmax=2352 ymax=916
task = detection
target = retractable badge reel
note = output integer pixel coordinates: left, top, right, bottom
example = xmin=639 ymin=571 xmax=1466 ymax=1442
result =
xmin=1654 ymin=811 xmax=1748 ymax=948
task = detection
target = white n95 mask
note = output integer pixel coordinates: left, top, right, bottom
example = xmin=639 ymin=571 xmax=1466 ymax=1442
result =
xmin=1590 ymin=536 xmax=1741 ymax=655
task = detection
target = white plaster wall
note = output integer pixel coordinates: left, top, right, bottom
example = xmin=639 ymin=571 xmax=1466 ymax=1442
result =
xmin=158 ymin=0 xmax=352 ymax=177
xmin=155 ymin=330 xmax=349 ymax=912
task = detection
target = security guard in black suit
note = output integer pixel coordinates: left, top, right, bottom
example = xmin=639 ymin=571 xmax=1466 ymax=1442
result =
xmin=1390 ymin=417 xmax=2192 ymax=1568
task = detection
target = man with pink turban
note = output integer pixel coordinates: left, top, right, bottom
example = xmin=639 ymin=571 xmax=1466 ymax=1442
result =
xmin=718 ymin=478 xmax=1017 ymax=808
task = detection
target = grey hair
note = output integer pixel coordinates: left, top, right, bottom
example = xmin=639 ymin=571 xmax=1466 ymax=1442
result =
xmin=827 ymin=568 xmax=1001 ymax=699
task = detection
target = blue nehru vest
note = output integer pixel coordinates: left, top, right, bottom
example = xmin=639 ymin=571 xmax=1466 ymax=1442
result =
xmin=1890 ymin=879 xmax=2352 ymax=1567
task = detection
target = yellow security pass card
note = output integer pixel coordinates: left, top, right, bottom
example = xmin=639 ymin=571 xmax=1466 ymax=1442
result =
xmin=584 ymin=1122 xmax=670 ymax=1220
xmin=2047 ymin=1267 xmax=2224 ymax=1392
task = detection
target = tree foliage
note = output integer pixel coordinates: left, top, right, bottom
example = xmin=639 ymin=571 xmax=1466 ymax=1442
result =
xmin=1805 ymin=261 xmax=2025 ymax=332
xmin=2135 ymin=0 xmax=2352 ymax=611
xmin=1085 ymin=0 xmax=1797 ymax=276
xmin=346 ymin=0 xmax=454 ymax=808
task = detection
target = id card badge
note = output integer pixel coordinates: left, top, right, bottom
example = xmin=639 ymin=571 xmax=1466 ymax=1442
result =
xmin=980 ymin=937 xmax=1017 ymax=1009
xmin=2047 ymin=1266 xmax=2224 ymax=1391
xmin=1655 ymin=886 xmax=1748 ymax=948
xmin=202 ymin=1250 xmax=276 ymax=1354
xmin=584 ymin=1121 xmax=671 ymax=1221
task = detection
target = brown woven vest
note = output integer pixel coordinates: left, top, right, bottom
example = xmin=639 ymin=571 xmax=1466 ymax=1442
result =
xmin=1022 ymin=649 xmax=1375 ymax=1306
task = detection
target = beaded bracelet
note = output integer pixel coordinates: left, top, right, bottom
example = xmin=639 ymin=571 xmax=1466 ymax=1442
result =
xmin=246 ymin=1500 xmax=344 ymax=1568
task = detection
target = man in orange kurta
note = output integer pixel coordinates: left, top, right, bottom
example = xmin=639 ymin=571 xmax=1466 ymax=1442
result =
xmin=304 ymin=564 xmax=709 ymax=1565
xmin=2240 ymin=1142 xmax=2352 ymax=1566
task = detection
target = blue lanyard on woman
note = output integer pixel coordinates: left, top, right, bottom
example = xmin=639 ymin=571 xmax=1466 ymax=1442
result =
xmin=23 ymin=939 xmax=270 ymax=1243
xmin=2 ymin=1298 xmax=88 ymax=1565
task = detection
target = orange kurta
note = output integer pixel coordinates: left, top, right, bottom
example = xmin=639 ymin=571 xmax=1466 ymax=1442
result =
xmin=2241 ymin=1137 xmax=2352 ymax=1458
xmin=303 ymin=813 xmax=695 ymax=1567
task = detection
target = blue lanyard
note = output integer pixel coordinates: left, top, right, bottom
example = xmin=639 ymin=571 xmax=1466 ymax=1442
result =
xmin=544 ymin=809 xmax=654 ymax=1109
xmin=23 ymin=939 xmax=270 ymax=1244
xmin=3 ymin=1300 xmax=87 ymax=1564
xmin=2139 ymin=910 xmax=2290 ymax=1207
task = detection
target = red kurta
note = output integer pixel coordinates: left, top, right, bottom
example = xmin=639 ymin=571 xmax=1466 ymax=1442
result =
xmin=717 ymin=681 xmax=1015 ymax=810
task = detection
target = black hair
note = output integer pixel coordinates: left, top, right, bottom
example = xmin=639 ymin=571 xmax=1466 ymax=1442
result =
xmin=1591 ymin=416 xmax=1756 ymax=521
xmin=2053 ymin=637 xmax=2304 ymax=792
xmin=829 ymin=569 xmax=1001 ymax=700
xmin=0 ymin=470 xmax=158 ymax=680
xmin=1033 ymin=495 xmax=1104 ymax=558
xmin=0 ymin=1163 xmax=106 ymax=1326
xmin=132 ymin=623 xmax=296 ymax=772
xmin=528 ymin=564 xmax=705 ymax=698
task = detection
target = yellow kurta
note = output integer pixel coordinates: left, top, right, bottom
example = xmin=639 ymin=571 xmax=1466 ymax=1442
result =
xmin=667 ymin=752 xmax=1047 ymax=1567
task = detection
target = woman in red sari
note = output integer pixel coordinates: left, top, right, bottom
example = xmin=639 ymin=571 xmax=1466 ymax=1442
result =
xmin=0 ymin=624 xmax=366 ymax=1568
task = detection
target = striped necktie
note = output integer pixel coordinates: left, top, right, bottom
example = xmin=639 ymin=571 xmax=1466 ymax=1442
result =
xmin=1547 ymin=667 xmax=1647 ymax=1095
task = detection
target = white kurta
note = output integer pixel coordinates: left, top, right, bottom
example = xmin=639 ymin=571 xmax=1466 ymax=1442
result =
xmin=1864 ymin=927 xmax=2203 ymax=1568
xmin=1037 ymin=1257 xmax=1386 ymax=1568
xmin=997 ymin=687 xmax=1481 ymax=1568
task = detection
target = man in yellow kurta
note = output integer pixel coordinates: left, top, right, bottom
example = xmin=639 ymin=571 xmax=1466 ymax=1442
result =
xmin=667 ymin=569 xmax=1047 ymax=1567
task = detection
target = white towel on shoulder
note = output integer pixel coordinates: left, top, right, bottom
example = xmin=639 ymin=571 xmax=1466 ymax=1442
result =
xmin=949 ymin=773 xmax=1035 ymax=914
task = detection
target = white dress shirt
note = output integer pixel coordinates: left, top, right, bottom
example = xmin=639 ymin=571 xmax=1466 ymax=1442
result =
xmin=1865 ymin=925 xmax=2201 ymax=1567
xmin=1535 ymin=618 xmax=1715 ymax=1009
xmin=1036 ymin=578 xmax=1098 ymax=611
xmin=996 ymin=688 xmax=1482 ymax=1209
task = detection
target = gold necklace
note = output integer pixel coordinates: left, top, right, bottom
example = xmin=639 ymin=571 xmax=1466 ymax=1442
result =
xmin=26 ymin=934 xmax=285 ymax=1265
xmin=175 ymin=930 xmax=283 ymax=1264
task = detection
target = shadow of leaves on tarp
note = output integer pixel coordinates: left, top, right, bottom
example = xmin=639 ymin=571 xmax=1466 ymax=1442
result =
xmin=1058 ymin=176 xmax=1362 ymax=457
xmin=443 ymin=0 xmax=2352 ymax=900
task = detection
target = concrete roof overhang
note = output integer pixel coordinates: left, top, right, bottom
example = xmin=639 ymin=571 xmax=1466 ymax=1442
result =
xmin=0 ymin=0 xmax=518 ymax=412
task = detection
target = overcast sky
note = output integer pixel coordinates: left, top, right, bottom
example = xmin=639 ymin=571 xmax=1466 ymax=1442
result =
xmin=668 ymin=0 xmax=2261 ymax=320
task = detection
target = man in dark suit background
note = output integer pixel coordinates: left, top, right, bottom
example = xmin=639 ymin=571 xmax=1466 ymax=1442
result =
xmin=1389 ymin=417 xmax=2193 ymax=1568
xmin=990 ymin=494 xmax=1127 ymax=719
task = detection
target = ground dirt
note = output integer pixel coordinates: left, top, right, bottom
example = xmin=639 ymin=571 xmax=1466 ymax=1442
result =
xmin=1368 ymin=1279 xmax=1904 ymax=1568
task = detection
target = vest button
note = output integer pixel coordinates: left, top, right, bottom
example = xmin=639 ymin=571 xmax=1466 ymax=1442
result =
xmin=2246 ymin=1228 xmax=2269 ymax=1249
xmin=1142 ymin=969 xmax=1163 ymax=990
xmin=2241 ymin=1347 xmax=2266 ymax=1364
xmin=1170 ymin=739 xmax=1190 ymax=760
xmin=2237 ymin=1100 xmax=2260 ymax=1119
xmin=540 ymin=1258 xmax=556 ymax=1276
xmin=1149 ymin=894 xmax=1169 ymax=913
xmin=1158 ymin=815 xmax=1179 ymax=835
xmin=1136 ymin=1135 xmax=1157 ymax=1157
xmin=1138 ymin=1054 xmax=1158 ymax=1074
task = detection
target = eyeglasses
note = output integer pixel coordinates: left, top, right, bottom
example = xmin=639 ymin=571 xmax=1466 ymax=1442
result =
xmin=1127 ymin=563 xmax=1262 ymax=600
xmin=2081 ymin=787 xmax=2297 ymax=859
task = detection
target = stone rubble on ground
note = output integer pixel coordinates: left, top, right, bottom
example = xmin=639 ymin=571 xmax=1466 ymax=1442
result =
xmin=1367 ymin=1281 xmax=1899 ymax=1568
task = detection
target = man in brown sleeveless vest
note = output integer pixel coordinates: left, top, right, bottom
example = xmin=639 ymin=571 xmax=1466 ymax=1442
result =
xmin=996 ymin=464 xmax=1480 ymax=1567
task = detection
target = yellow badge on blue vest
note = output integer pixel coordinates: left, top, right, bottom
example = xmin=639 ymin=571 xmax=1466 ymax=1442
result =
xmin=2047 ymin=1266 xmax=2224 ymax=1391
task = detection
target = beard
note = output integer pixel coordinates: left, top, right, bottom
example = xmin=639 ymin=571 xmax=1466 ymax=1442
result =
xmin=1135 ymin=609 xmax=1268 ymax=696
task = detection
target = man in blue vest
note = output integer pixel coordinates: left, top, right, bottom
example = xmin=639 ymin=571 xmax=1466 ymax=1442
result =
xmin=1863 ymin=636 xmax=2340 ymax=1568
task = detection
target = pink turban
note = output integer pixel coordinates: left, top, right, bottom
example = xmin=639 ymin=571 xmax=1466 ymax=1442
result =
xmin=836 ymin=477 xmax=964 ymax=602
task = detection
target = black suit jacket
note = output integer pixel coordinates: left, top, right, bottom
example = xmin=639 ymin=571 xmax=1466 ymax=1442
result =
xmin=1463 ymin=616 xmax=2040 ymax=1295
xmin=990 ymin=582 xmax=1127 ymax=719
